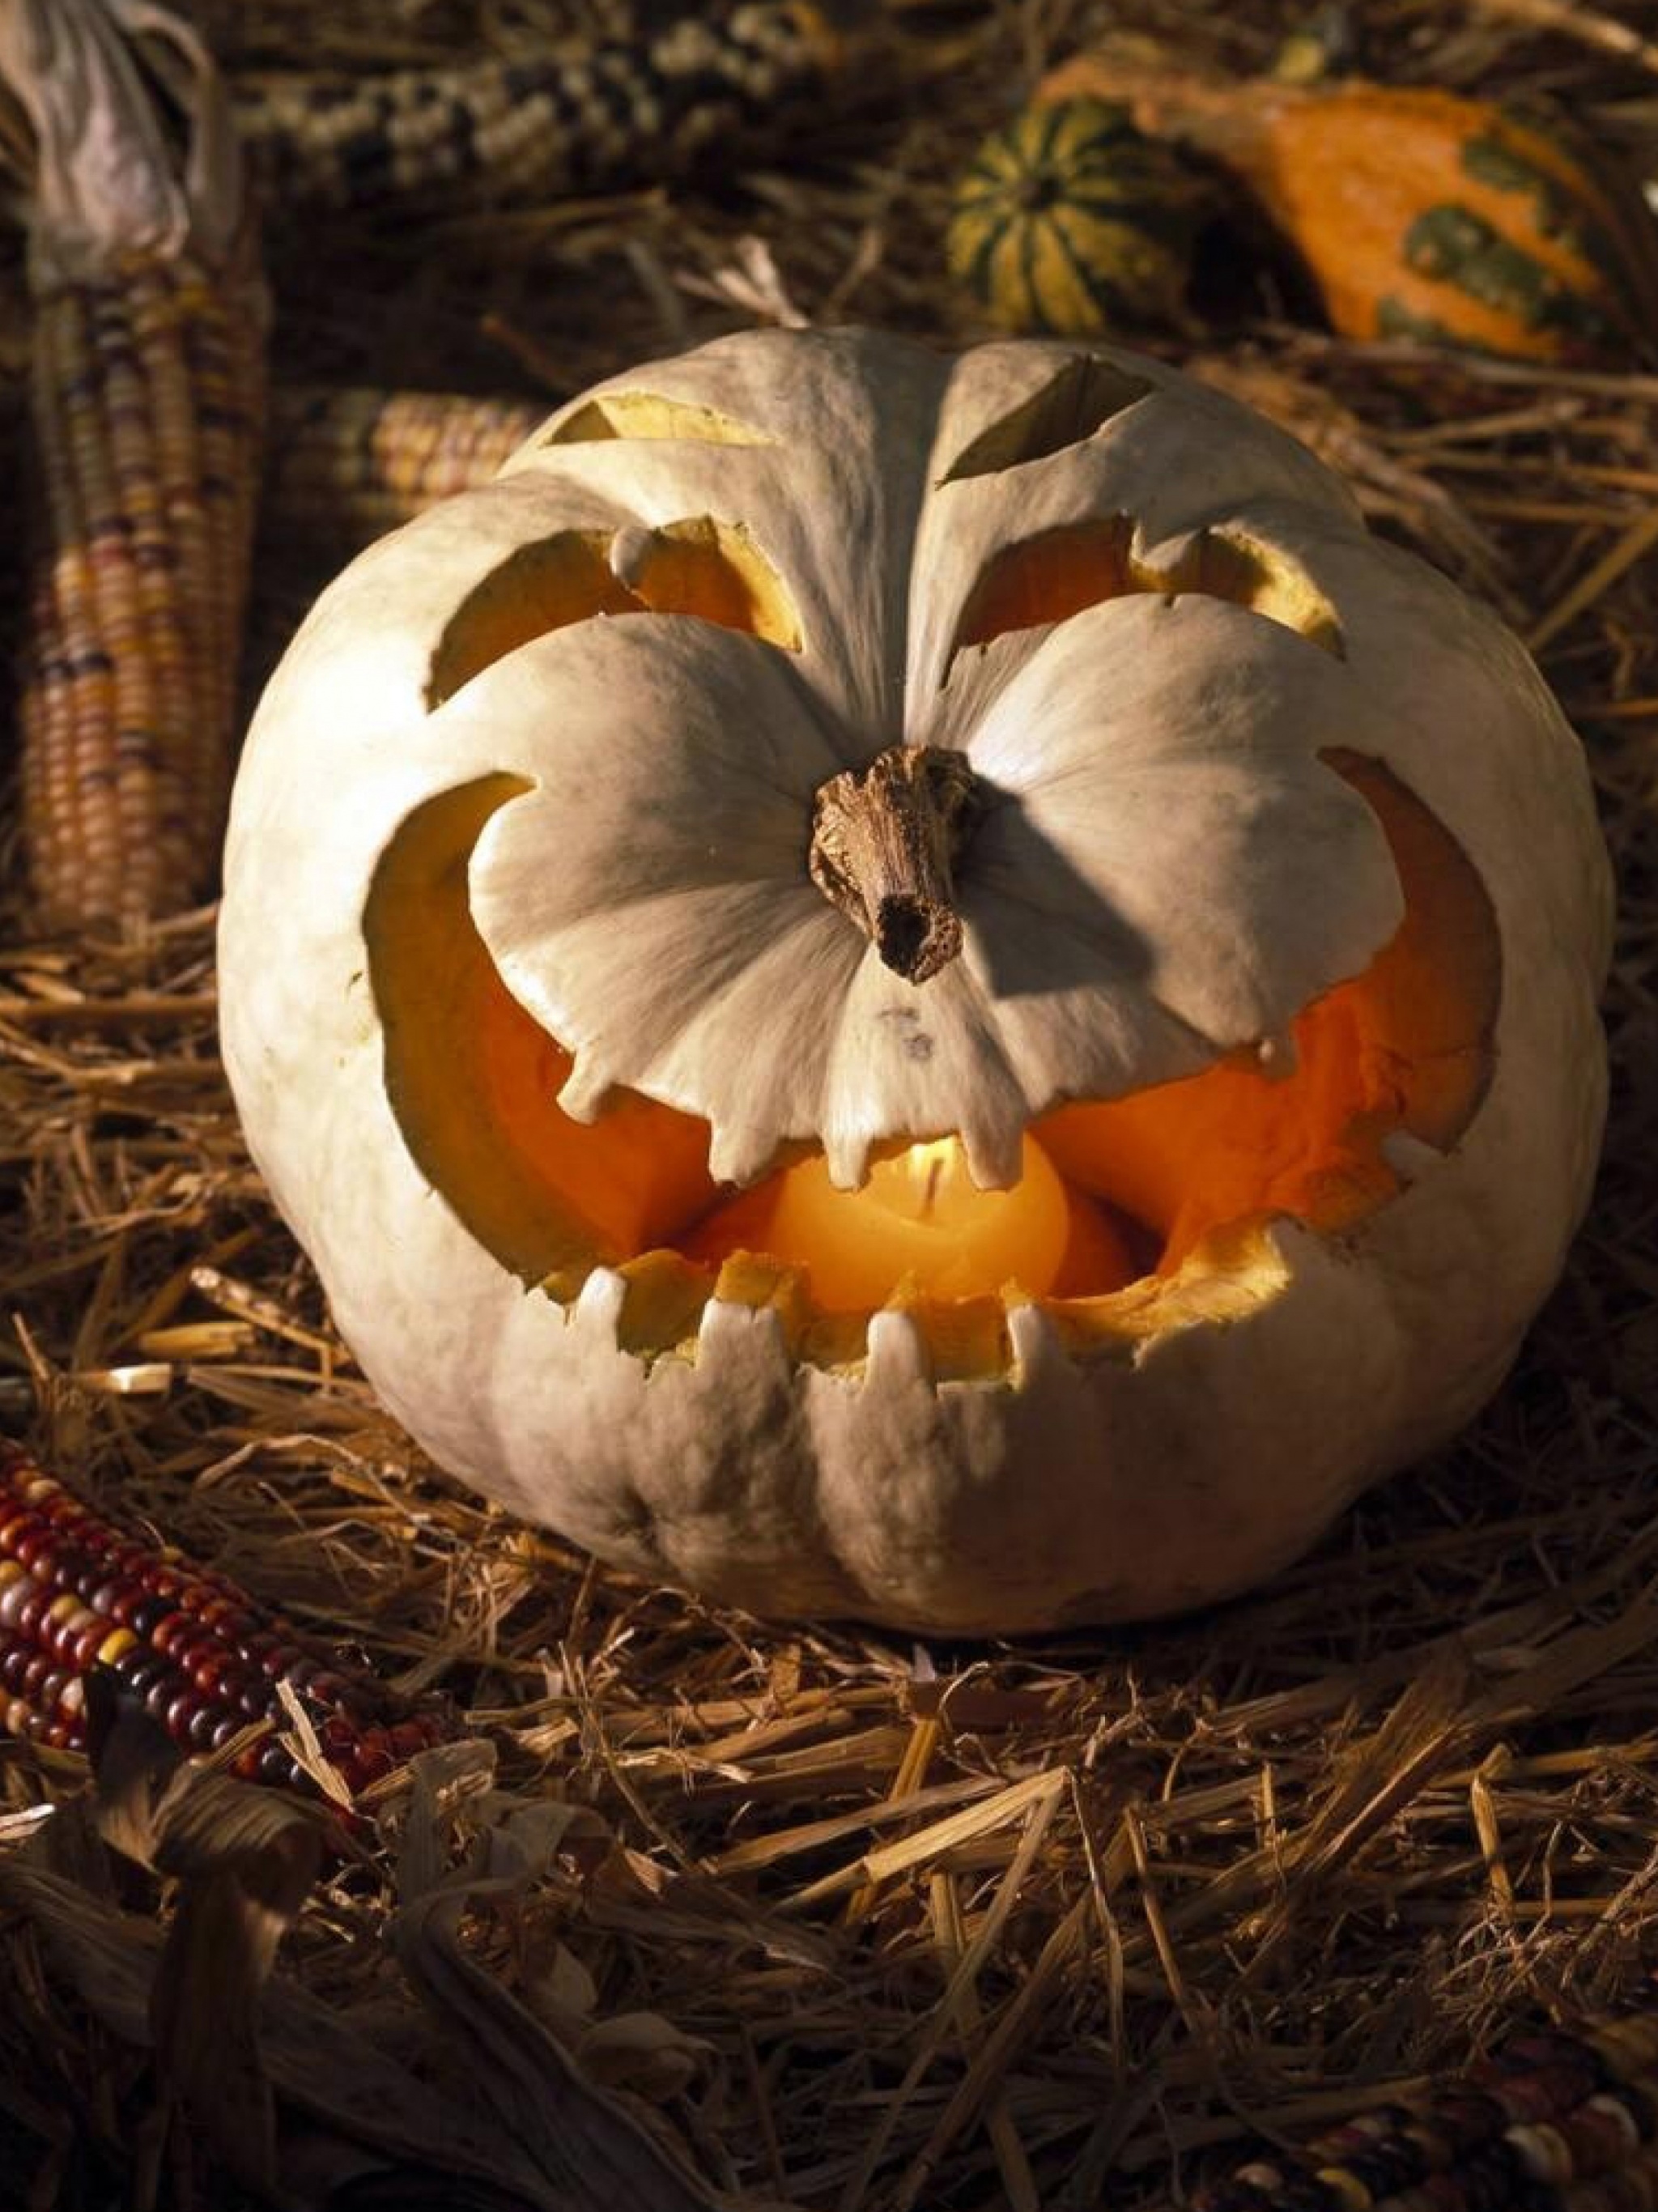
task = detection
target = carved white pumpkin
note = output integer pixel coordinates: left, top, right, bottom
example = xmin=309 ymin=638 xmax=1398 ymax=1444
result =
xmin=219 ymin=329 xmax=1611 ymax=1632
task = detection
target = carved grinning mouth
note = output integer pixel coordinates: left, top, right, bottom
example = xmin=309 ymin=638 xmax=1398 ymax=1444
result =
xmin=364 ymin=746 xmax=1498 ymax=1378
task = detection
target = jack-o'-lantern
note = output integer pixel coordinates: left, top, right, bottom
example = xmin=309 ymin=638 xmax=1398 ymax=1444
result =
xmin=218 ymin=329 xmax=1611 ymax=1634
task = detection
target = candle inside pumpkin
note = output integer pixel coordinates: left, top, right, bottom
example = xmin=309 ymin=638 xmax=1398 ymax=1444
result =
xmin=700 ymin=1132 xmax=1097 ymax=1310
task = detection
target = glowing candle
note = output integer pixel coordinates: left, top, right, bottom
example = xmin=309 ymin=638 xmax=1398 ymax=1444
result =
xmin=755 ymin=1133 xmax=1077 ymax=1311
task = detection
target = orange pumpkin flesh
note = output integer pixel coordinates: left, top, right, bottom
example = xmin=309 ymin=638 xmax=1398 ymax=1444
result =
xmin=367 ymin=751 xmax=1499 ymax=1376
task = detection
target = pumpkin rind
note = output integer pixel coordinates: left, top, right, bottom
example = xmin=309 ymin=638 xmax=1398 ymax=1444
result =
xmin=219 ymin=327 xmax=1611 ymax=1634
xmin=948 ymin=97 xmax=1207 ymax=336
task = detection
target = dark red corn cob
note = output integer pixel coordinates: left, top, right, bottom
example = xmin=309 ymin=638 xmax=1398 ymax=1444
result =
xmin=1194 ymin=1978 xmax=1658 ymax=2212
xmin=0 ymin=1440 xmax=456 ymax=1797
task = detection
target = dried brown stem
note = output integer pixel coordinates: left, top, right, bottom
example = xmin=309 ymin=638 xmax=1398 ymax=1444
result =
xmin=808 ymin=744 xmax=979 ymax=985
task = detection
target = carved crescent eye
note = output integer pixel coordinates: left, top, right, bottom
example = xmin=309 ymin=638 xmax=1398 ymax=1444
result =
xmin=946 ymin=516 xmax=1342 ymax=673
xmin=427 ymin=518 xmax=803 ymax=708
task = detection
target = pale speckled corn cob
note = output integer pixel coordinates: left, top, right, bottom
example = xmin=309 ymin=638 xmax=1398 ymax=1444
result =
xmin=266 ymin=385 xmax=545 ymax=547
xmin=0 ymin=0 xmax=266 ymax=934
xmin=235 ymin=2 xmax=860 ymax=217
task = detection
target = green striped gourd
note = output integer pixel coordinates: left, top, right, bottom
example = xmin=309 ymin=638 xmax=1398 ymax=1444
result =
xmin=947 ymin=97 xmax=1209 ymax=337
xmin=1037 ymin=57 xmax=1658 ymax=365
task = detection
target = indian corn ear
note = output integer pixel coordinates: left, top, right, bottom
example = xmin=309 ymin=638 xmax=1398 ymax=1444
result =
xmin=0 ymin=0 xmax=266 ymax=933
xmin=232 ymin=2 xmax=861 ymax=217
xmin=1197 ymin=1990 xmax=1658 ymax=2212
xmin=266 ymin=386 xmax=546 ymax=549
xmin=0 ymin=1440 xmax=454 ymax=1800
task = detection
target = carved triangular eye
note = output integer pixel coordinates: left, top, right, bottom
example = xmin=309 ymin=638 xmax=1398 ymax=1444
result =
xmin=937 ymin=354 xmax=1152 ymax=483
xmin=426 ymin=518 xmax=803 ymax=707
xmin=946 ymin=517 xmax=1344 ymax=676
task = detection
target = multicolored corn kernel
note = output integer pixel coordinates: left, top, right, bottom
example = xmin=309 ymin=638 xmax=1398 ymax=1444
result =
xmin=0 ymin=1440 xmax=455 ymax=1796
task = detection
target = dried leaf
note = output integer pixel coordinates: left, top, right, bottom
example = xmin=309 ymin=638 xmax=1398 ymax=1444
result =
xmin=390 ymin=1742 xmax=726 ymax=2212
xmin=89 ymin=1681 xmax=325 ymax=2193
xmin=576 ymin=2011 xmax=717 ymax=2103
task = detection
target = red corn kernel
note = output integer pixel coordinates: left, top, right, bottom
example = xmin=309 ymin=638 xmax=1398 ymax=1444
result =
xmin=8 ymin=1522 xmax=57 ymax=1572
xmin=353 ymin=1738 xmax=394 ymax=1784
xmin=142 ymin=1671 xmax=184 ymax=1720
xmin=164 ymin=1688 xmax=204 ymax=1742
xmin=148 ymin=1610 xmax=195 ymax=1657
xmin=186 ymin=1703 xmax=221 ymax=1751
xmin=0 ymin=1574 xmax=40 ymax=1631
xmin=125 ymin=1594 xmax=172 ymax=1639
xmin=256 ymin=1738 xmax=297 ymax=1787
xmin=235 ymin=1678 xmax=274 ymax=1721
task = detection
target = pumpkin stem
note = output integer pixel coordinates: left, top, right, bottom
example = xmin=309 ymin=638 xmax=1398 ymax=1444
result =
xmin=808 ymin=745 xmax=979 ymax=985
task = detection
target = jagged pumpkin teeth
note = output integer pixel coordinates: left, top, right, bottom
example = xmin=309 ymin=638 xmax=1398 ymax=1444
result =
xmin=219 ymin=327 xmax=1611 ymax=1634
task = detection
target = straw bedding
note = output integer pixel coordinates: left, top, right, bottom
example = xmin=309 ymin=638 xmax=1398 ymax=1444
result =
xmin=2 ymin=2 xmax=1657 ymax=2206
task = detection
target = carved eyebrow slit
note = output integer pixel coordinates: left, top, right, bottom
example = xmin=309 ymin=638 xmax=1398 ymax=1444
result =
xmin=946 ymin=516 xmax=1344 ymax=678
xmin=543 ymin=392 xmax=773 ymax=446
xmin=938 ymin=354 xmax=1154 ymax=483
xmin=425 ymin=517 xmax=803 ymax=708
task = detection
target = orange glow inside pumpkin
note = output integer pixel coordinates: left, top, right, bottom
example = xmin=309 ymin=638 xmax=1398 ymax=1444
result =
xmin=366 ymin=748 xmax=1499 ymax=1368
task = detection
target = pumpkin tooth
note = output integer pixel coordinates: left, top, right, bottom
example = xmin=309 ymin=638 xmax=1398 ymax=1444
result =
xmin=1380 ymin=1128 xmax=1450 ymax=1183
xmin=607 ymin=525 xmax=654 ymax=589
xmin=1255 ymin=1031 xmax=1301 ymax=1079
xmin=823 ymin=1133 xmax=874 ymax=1192
xmin=554 ymin=1057 xmax=613 ymax=1125
xmin=861 ymin=1307 xmax=933 ymax=1387
xmin=961 ymin=1125 xmax=1027 ymax=1193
